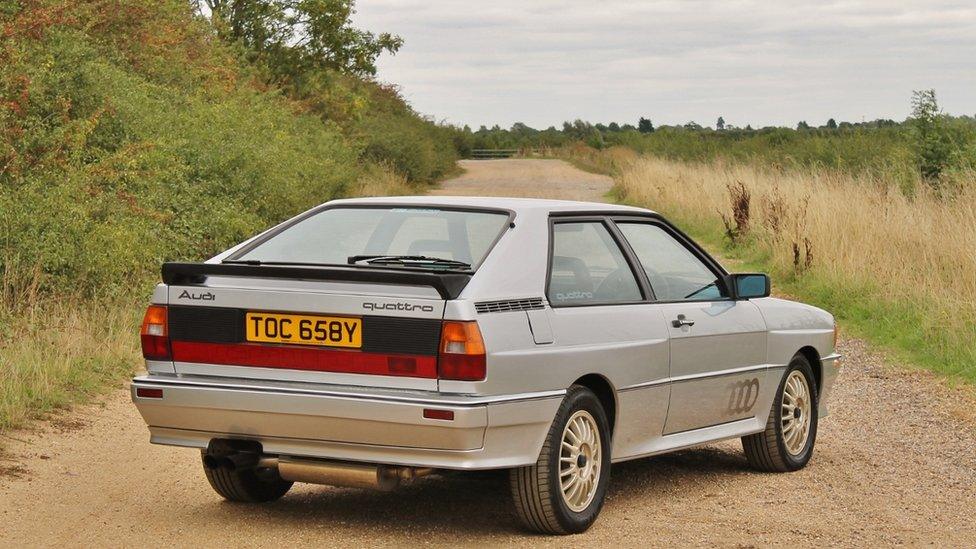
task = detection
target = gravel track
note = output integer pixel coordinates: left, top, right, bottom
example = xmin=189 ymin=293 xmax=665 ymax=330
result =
xmin=2 ymin=159 xmax=974 ymax=547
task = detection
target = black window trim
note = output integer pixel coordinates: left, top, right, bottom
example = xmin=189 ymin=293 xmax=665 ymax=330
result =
xmin=610 ymin=214 xmax=734 ymax=304
xmin=545 ymin=211 xmax=734 ymax=308
xmin=226 ymin=202 xmax=516 ymax=274
xmin=545 ymin=215 xmax=649 ymax=309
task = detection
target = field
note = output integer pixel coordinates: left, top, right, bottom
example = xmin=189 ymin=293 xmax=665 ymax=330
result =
xmin=608 ymin=154 xmax=976 ymax=384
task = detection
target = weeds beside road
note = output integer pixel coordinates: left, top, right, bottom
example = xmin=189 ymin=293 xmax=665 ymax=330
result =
xmin=611 ymin=155 xmax=976 ymax=385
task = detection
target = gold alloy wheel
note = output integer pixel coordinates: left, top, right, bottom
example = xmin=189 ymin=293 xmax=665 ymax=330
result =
xmin=782 ymin=370 xmax=812 ymax=455
xmin=559 ymin=410 xmax=602 ymax=512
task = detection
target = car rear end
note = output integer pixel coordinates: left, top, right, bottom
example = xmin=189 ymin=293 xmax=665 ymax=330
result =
xmin=130 ymin=202 xmax=559 ymax=477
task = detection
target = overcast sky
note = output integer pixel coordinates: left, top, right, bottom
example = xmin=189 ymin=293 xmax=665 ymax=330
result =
xmin=351 ymin=0 xmax=976 ymax=129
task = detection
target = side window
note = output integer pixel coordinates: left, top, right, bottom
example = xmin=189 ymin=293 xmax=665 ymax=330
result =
xmin=617 ymin=223 xmax=726 ymax=301
xmin=548 ymin=222 xmax=642 ymax=306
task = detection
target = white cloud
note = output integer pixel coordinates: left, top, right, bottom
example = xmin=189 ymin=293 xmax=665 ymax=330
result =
xmin=352 ymin=0 xmax=976 ymax=128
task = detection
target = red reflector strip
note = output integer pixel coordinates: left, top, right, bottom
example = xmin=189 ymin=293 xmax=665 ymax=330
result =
xmin=141 ymin=334 xmax=171 ymax=361
xmin=170 ymin=341 xmax=438 ymax=378
xmin=423 ymin=409 xmax=455 ymax=421
xmin=437 ymin=353 xmax=486 ymax=381
xmin=136 ymin=387 xmax=164 ymax=399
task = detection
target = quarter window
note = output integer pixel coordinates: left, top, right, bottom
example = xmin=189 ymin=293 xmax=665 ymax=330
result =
xmin=548 ymin=222 xmax=642 ymax=306
xmin=617 ymin=223 xmax=725 ymax=301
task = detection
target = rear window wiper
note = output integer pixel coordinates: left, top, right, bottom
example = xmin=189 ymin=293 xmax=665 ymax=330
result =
xmin=347 ymin=255 xmax=472 ymax=269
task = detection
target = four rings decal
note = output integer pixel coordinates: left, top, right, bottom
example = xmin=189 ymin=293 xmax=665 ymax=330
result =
xmin=726 ymin=378 xmax=760 ymax=415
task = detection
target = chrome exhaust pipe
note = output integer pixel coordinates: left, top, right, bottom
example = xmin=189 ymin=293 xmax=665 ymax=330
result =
xmin=270 ymin=457 xmax=433 ymax=491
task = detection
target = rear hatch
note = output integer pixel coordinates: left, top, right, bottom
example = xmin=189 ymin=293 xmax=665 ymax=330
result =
xmin=142 ymin=204 xmax=508 ymax=391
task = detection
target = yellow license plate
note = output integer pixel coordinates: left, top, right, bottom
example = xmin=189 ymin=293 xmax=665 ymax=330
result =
xmin=245 ymin=312 xmax=362 ymax=348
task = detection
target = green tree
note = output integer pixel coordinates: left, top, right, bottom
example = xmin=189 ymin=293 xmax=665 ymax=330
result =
xmin=909 ymin=89 xmax=955 ymax=182
xmin=638 ymin=117 xmax=654 ymax=133
xmin=825 ymin=118 xmax=838 ymax=129
xmin=796 ymin=121 xmax=810 ymax=130
xmin=198 ymin=0 xmax=402 ymax=82
xmin=716 ymin=116 xmax=725 ymax=131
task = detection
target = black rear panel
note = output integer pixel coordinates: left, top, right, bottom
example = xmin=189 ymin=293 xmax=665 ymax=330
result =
xmin=167 ymin=306 xmax=441 ymax=355
xmin=168 ymin=306 xmax=242 ymax=344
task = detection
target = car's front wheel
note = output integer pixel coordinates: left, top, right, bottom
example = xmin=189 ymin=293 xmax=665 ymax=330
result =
xmin=510 ymin=385 xmax=611 ymax=534
xmin=742 ymin=354 xmax=819 ymax=472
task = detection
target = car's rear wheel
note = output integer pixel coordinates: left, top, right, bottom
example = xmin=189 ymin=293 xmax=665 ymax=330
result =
xmin=510 ymin=385 xmax=611 ymax=534
xmin=202 ymin=452 xmax=293 ymax=503
xmin=742 ymin=354 xmax=819 ymax=472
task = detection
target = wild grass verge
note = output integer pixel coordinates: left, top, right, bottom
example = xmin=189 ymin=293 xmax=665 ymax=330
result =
xmin=613 ymin=156 xmax=976 ymax=384
xmin=0 ymin=297 xmax=142 ymax=432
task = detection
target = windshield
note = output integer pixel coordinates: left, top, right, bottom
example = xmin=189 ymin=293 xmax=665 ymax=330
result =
xmin=232 ymin=207 xmax=510 ymax=270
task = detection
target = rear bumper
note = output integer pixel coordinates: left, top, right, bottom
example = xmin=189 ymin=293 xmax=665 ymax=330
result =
xmin=130 ymin=375 xmax=562 ymax=470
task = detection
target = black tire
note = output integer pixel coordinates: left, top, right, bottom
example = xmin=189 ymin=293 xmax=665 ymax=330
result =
xmin=509 ymin=385 xmax=612 ymax=535
xmin=202 ymin=452 xmax=293 ymax=503
xmin=742 ymin=354 xmax=819 ymax=472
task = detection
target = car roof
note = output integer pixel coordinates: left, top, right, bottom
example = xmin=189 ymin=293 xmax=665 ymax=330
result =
xmin=326 ymin=195 xmax=657 ymax=215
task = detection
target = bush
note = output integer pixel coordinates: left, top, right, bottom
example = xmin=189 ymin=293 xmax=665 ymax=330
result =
xmin=0 ymin=0 xmax=459 ymax=430
xmin=1 ymin=6 xmax=360 ymax=298
xmin=358 ymin=113 xmax=457 ymax=182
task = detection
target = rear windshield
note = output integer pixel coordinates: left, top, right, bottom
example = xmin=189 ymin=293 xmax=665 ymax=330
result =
xmin=233 ymin=207 xmax=510 ymax=269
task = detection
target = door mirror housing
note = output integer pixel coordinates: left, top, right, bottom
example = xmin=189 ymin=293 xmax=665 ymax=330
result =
xmin=728 ymin=273 xmax=770 ymax=299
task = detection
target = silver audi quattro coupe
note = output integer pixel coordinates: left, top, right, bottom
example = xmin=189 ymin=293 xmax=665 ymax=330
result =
xmin=131 ymin=196 xmax=840 ymax=534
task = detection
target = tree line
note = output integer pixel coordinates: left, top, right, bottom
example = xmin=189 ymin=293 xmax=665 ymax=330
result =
xmin=454 ymin=91 xmax=975 ymax=191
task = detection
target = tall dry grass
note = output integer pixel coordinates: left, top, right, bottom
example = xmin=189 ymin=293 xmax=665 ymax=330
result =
xmin=0 ymin=298 xmax=141 ymax=430
xmin=616 ymin=156 xmax=976 ymax=381
xmin=350 ymin=163 xmax=420 ymax=197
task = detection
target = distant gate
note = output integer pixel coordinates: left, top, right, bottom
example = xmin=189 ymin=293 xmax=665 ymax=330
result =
xmin=470 ymin=148 xmax=519 ymax=159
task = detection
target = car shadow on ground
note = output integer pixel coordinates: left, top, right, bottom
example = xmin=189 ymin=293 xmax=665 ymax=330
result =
xmin=193 ymin=445 xmax=753 ymax=536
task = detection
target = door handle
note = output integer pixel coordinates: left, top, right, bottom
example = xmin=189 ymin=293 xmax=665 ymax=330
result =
xmin=672 ymin=314 xmax=695 ymax=328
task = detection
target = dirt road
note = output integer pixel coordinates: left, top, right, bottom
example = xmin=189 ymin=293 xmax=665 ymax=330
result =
xmin=3 ymin=159 xmax=975 ymax=547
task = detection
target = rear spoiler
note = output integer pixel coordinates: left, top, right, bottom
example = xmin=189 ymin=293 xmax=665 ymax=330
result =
xmin=161 ymin=262 xmax=471 ymax=300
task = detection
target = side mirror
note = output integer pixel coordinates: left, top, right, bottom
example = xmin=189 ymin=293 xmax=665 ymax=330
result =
xmin=729 ymin=273 xmax=770 ymax=299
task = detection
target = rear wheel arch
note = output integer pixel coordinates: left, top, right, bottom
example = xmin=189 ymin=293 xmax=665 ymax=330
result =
xmin=572 ymin=374 xmax=617 ymax=439
xmin=796 ymin=346 xmax=822 ymax=393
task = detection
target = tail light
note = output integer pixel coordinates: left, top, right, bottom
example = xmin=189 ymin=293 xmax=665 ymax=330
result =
xmin=438 ymin=321 xmax=486 ymax=381
xmin=141 ymin=305 xmax=171 ymax=360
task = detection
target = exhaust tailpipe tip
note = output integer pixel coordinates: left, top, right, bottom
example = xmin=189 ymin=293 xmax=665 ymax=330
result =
xmin=203 ymin=452 xmax=260 ymax=472
xmin=202 ymin=454 xmax=221 ymax=470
